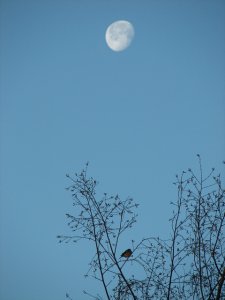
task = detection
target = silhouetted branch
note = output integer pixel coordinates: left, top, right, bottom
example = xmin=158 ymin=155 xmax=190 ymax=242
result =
xmin=59 ymin=157 xmax=225 ymax=299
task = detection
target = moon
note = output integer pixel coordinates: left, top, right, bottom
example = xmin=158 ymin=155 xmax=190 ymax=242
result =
xmin=105 ymin=20 xmax=135 ymax=52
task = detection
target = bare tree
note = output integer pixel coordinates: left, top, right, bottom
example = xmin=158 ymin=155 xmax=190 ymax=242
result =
xmin=58 ymin=156 xmax=225 ymax=299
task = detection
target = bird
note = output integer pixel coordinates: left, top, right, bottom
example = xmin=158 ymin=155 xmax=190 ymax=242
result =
xmin=120 ymin=248 xmax=132 ymax=258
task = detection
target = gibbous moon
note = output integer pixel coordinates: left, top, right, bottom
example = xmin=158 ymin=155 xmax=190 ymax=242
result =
xmin=105 ymin=20 xmax=135 ymax=52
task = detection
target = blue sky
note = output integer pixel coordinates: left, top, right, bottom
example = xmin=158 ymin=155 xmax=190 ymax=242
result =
xmin=0 ymin=0 xmax=225 ymax=299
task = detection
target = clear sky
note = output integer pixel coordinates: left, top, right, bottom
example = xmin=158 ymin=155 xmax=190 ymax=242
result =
xmin=0 ymin=0 xmax=225 ymax=299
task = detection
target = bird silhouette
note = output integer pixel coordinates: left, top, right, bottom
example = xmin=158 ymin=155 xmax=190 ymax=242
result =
xmin=120 ymin=248 xmax=132 ymax=258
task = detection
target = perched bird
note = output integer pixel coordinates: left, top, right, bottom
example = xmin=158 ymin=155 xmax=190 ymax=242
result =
xmin=121 ymin=248 xmax=132 ymax=258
